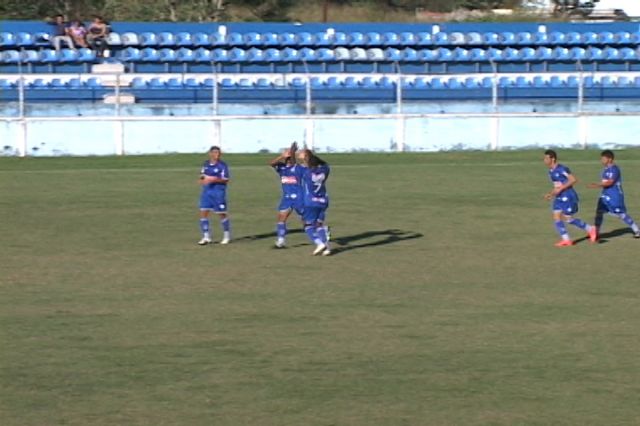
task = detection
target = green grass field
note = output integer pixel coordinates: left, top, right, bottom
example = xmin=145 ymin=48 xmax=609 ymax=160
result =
xmin=2 ymin=150 xmax=640 ymax=426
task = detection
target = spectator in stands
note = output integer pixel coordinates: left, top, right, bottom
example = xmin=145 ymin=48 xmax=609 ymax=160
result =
xmin=47 ymin=14 xmax=75 ymax=52
xmin=86 ymin=16 xmax=110 ymax=58
xmin=68 ymin=20 xmax=88 ymax=48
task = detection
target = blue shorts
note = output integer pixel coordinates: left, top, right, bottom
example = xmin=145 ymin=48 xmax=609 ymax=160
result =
xmin=553 ymin=197 xmax=578 ymax=216
xmin=303 ymin=206 xmax=327 ymax=224
xmin=598 ymin=197 xmax=626 ymax=214
xmin=200 ymin=191 xmax=227 ymax=213
xmin=278 ymin=197 xmax=304 ymax=216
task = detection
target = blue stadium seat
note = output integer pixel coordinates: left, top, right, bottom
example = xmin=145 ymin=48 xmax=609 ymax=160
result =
xmin=120 ymin=32 xmax=140 ymax=46
xmin=326 ymin=76 xmax=342 ymax=88
xmin=107 ymin=32 xmax=122 ymax=46
xmin=634 ymin=77 xmax=640 ymax=87
xmin=502 ymin=47 xmax=519 ymax=61
xmin=433 ymin=32 xmax=449 ymax=46
xmin=447 ymin=77 xmax=463 ymax=89
xmin=334 ymin=47 xmax=350 ymax=61
xmin=464 ymin=77 xmax=480 ymax=88
xmin=552 ymin=47 xmax=570 ymax=61
xmin=247 ymin=47 xmax=265 ymax=62
xmin=453 ymin=47 xmax=470 ymax=61
xmin=344 ymin=76 xmax=359 ymax=88
xmin=417 ymin=49 xmax=436 ymax=61
xmin=435 ymin=47 xmax=453 ymax=62
xmin=333 ymin=32 xmax=348 ymax=46
xmin=176 ymin=47 xmax=194 ymax=62
xmin=176 ymin=32 xmax=193 ymax=46
xmin=582 ymin=32 xmax=598 ymax=45
xmin=549 ymin=31 xmax=566 ymax=44
xmin=383 ymin=32 xmax=400 ymax=46
xmin=220 ymin=77 xmax=235 ymax=88
xmin=193 ymin=47 xmax=211 ymax=62
xmin=1 ymin=50 xmax=20 ymax=63
xmin=185 ymin=77 xmax=201 ymax=88
xmin=565 ymin=32 xmax=582 ymax=45
xmin=498 ymin=76 xmax=513 ymax=88
xmin=518 ymin=47 xmax=536 ymax=61
xmin=237 ymin=78 xmax=252 ymax=88
xmin=532 ymin=76 xmax=547 ymax=87
xmin=256 ymin=77 xmax=272 ymax=88
xmin=59 ymin=48 xmax=79 ymax=62
xmin=569 ymin=47 xmax=586 ymax=61
xmin=77 ymin=48 xmax=96 ymax=62
xmin=210 ymin=33 xmax=226 ymax=47
xmin=48 ymin=78 xmax=66 ymax=88
xmin=615 ymin=31 xmax=632 ymax=44
xmin=416 ymin=32 xmax=432 ymax=46
xmin=379 ymin=76 xmax=394 ymax=88
xmin=229 ymin=47 xmax=247 ymax=62
xmin=29 ymin=78 xmax=48 ymax=88
xmin=0 ymin=32 xmax=16 ymax=47
xmin=619 ymin=47 xmax=636 ymax=60
xmin=265 ymin=48 xmax=282 ymax=62
xmin=244 ymin=32 xmax=262 ymax=46
xmin=279 ymin=32 xmax=296 ymax=46
xmin=16 ymin=32 xmax=35 ymax=47
xmin=131 ymin=77 xmax=147 ymax=88
xmin=139 ymin=47 xmax=159 ymax=62
xmin=0 ymin=78 xmax=14 ymax=89
xmin=534 ymin=32 xmax=549 ymax=45
xmin=469 ymin=48 xmax=488 ymax=61
xmin=481 ymin=77 xmax=493 ymax=88
xmin=290 ymin=77 xmax=305 ymax=88
xmin=384 ymin=47 xmax=402 ymax=62
xmin=365 ymin=32 xmax=382 ymax=46
xmin=549 ymin=76 xmax=565 ymax=87
xmin=159 ymin=48 xmax=177 ymax=62
xmin=603 ymin=47 xmax=620 ymax=60
xmin=192 ymin=32 xmax=210 ymax=47
xmin=68 ymin=78 xmax=82 ymax=88
xmin=310 ymin=77 xmax=324 ymax=88
xmin=300 ymin=47 xmax=316 ymax=61
xmin=566 ymin=76 xmax=579 ymax=87
xmin=39 ymin=49 xmax=59 ymax=63
xmin=296 ymin=32 xmax=314 ymax=46
xmin=86 ymin=77 xmax=102 ymax=88
xmin=119 ymin=47 xmax=141 ymax=62
xmin=158 ymin=32 xmax=176 ymax=46
xmin=281 ymin=47 xmax=299 ymax=61
xmin=466 ymin=32 xmax=483 ymax=45
xmin=227 ymin=32 xmax=244 ymax=46
xmin=429 ymin=77 xmax=444 ymax=89
xmin=599 ymin=76 xmax=615 ymax=87
xmin=586 ymin=47 xmax=603 ymax=61
xmin=400 ymin=47 xmax=416 ymax=62
xmin=399 ymin=32 xmax=416 ymax=46
xmin=632 ymin=32 xmax=640 ymax=44
xmin=413 ymin=77 xmax=428 ymax=89
xmin=598 ymin=31 xmax=615 ymax=44
xmin=348 ymin=32 xmax=365 ymax=45
xmin=487 ymin=48 xmax=502 ymax=62
xmin=314 ymin=32 xmax=331 ymax=46
xmin=139 ymin=32 xmax=157 ymax=46
xmin=616 ymin=76 xmax=630 ymax=87
xmin=515 ymin=76 xmax=530 ymax=87
xmin=366 ymin=48 xmax=384 ymax=61
xmin=203 ymin=78 xmax=215 ymax=87
xmin=21 ymin=50 xmax=39 ymax=64
xmin=261 ymin=32 xmax=279 ymax=47
xmin=499 ymin=32 xmax=516 ymax=45
xmin=582 ymin=76 xmax=595 ymax=87
xmin=516 ymin=32 xmax=533 ymax=45
xmin=483 ymin=32 xmax=500 ymax=46
xmin=167 ymin=77 xmax=183 ymax=88
xmin=148 ymin=77 xmax=166 ymax=88
xmin=361 ymin=76 xmax=378 ymax=88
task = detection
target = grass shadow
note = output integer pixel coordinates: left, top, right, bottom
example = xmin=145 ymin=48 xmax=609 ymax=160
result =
xmin=574 ymin=227 xmax=634 ymax=245
xmin=331 ymin=229 xmax=423 ymax=255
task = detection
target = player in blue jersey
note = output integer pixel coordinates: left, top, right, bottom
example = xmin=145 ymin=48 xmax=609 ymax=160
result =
xmin=587 ymin=149 xmax=640 ymax=240
xmin=543 ymin=149 xmax=597 ymax=247
xmin=297 ymin=149 xmax=331 ymax=256
xmin=197 ymin=146 xmax=231 ymax=245
xmin=270 ymin=147 xmax=304 ymax=248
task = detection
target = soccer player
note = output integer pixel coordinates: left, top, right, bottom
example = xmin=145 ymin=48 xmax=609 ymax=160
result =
xmin=543 ymin=149 xmax=597 ymax=247
xmin=297 ymin=149 xmax=331 ymax=256
xmin=270 ymin=147 xmax=304 ymax=248
xmin=587 ymin=149 xmax=640 ymax=239
xmin=197 ymin=146 xmax=231 ymax=245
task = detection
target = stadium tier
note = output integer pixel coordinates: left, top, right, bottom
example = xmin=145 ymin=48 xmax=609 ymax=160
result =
xmin=2 ymin=73 xmax=639 ymax=103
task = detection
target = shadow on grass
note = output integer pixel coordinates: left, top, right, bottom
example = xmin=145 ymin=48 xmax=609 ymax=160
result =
xmin=234 ymin=229 xmax=304 ymax=242
xmin=330 ymin=229 xmax=423 ymax=255
xmin=574 ymin=227 xmax=634 ymax=245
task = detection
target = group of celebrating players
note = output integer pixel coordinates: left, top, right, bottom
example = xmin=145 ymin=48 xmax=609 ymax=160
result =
xmin=196 ymin=143 xmax=332 ymax=256
xmin=544 ymin=149 xmax=640 ymax=246
xmin=194 ymin=145 xmax=639 ymax=254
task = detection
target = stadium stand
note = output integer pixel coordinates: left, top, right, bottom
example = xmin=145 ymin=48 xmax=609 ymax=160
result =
xmin=1 ymin=21 xmax=639 ymax=103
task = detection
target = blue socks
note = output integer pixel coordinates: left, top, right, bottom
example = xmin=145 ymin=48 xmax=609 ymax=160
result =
xmin=199 ymin=218 xmax=210 ymax=237
xmin=276 ymin=222 xmax=286 ymax=238
xmin=568 ymin=218 xmax=589 ymax=231
xmin=554 ymin=220 xmax=569 ymax=240
xmin=221 ymin=218 xmax=231 ymax=233
xmin=618 ymin=213 xmax=640 ymax=233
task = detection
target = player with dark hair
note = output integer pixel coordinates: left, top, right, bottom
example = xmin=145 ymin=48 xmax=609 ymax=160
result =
xmin=543 ymin=149 xmax=597 ymax=247
xmin=270 ymin=143 xmax=304 ymax=248
xmin=197 ymin=146 xmax=231 ymax=245
xmin=587 ymin=149 xmax=640 ymax=239
xmin=297 ymin=149 xmax=331 ymax=256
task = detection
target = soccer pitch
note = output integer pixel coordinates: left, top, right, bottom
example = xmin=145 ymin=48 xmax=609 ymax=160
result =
xmin=2 ymin=150 xmax=640 ymax=425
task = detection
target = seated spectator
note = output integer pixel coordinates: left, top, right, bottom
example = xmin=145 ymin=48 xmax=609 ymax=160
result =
xmin=47 ymin=14 xmax=75 ymax=52
xmin=86 ymin=16 xmax=110 ymax=58
xmin=68 ymin=20 xmax=88 ymax=48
